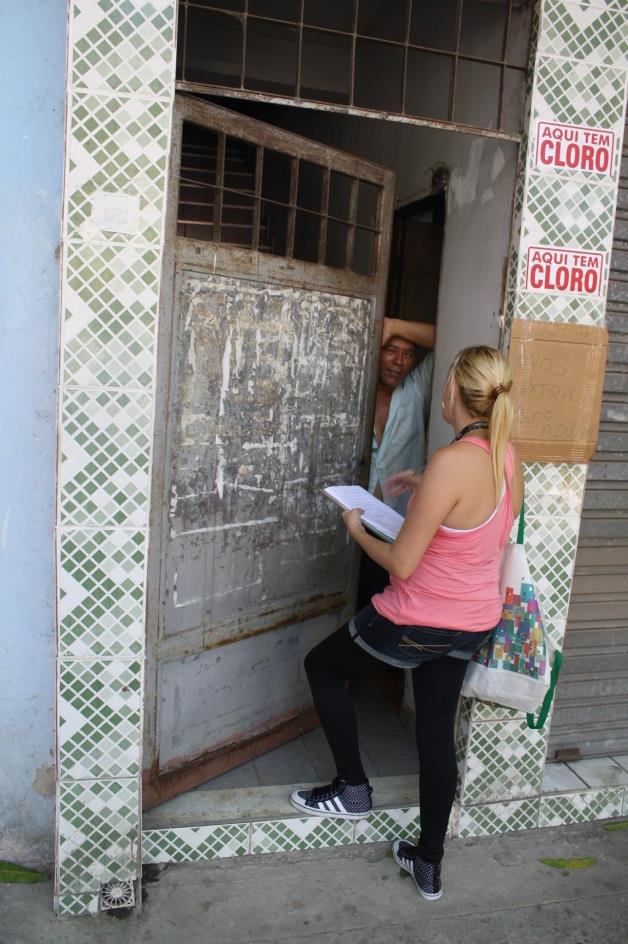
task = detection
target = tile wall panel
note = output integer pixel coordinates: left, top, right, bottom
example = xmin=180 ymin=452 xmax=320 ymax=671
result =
xmin=458 ymin=0 xmax=628 ymax=836
xmin=56 ymin=0 xmax=176 ymax=915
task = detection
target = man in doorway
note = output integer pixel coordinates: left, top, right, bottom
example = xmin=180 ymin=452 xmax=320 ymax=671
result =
xmin=358 ymin=316 xmax=435 ymax=606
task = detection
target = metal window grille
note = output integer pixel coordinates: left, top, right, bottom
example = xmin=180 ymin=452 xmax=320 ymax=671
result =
xmin=177 ymin=120 xmax=384 ymax=269
xmin=175 ymin=0 xmax=533 ymax=141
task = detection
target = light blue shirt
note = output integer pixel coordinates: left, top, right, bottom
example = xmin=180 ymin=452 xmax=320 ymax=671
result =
xmin=368 ymin=352 xmax=433 ymax=516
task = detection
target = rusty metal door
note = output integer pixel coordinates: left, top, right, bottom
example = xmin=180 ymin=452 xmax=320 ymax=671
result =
xmin=143 ymin=96 xmax=394 ymax=808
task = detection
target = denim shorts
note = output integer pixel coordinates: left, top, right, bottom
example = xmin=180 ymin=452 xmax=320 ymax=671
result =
xmin=348 ymin=603 xmax=493 ymax=670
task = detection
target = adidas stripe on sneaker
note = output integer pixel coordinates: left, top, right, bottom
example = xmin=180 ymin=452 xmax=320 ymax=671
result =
xmin=392 ymin=838 xmax=442 ymax=900
xmin=290 ymin=778 xmax=372 ymax=819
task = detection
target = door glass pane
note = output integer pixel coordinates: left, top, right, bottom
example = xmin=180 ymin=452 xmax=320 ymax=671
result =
xmin=357 ymin=0 xmax=408 ymax=42
xmin=303 ymin=0 xmax=355 ymax=32
xmin=248 ymin=0 xmax=300 ymax=21
xmin=353 ymin=227 xmax=374 ymax=275
xmin=221 ymin=190 xmax=256 ymax=247
xmin=301 ymin=29 xmax=352 ymax=104
xmin=356 ymin=180 xmax=380 ymax=229
xmin=245 ymin=20 xmax=298 ymax=94
xmin=453 ymin=60 xmax=500 ymax=129
xmin=501 ymin=68 xmax=526 ymax=134
xmin=329 ymin=171 xmax=354 ymax=223
xmin=325 ymin=220 xmax=349 ymax=268
xmin=260 ymin=201 xmax=289 ymax=255
xmin=409 ymin=0 xmax=458 ymax=51
xmin=459 ymin=0 xmax=508 ymax=61
xmin=294 ymin=210 xmax=321 ymax=263
xmin=298 ymin=161 xmax=325 ymax=213
xmin=262 ymin=150 xmax=293 ymax=205
xmin=354 ymin=40 xmax=403 ymax=113
xmin=185 ymin=9 xmax=242 ymax=87
xmin=405 ymin=50 xmax=452 ymax=121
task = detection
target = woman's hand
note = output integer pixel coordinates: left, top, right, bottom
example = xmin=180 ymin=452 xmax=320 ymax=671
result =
xmin=384 ymin=470 xmax=421 ymax=496
xmin=342 ymin=508 xmax=365 ymax=539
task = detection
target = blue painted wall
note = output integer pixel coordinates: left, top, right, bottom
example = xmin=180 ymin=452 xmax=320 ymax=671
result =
xmin=0 ymin=1 xmax=66 ymax=866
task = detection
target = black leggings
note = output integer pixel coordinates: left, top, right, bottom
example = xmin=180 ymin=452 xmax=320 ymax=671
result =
xmin=304 ymin=624 xmax=469 ymax=864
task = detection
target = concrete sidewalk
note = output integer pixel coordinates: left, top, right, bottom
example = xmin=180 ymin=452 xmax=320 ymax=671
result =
xmin=1 ymin=820 xmax=627 ymax=944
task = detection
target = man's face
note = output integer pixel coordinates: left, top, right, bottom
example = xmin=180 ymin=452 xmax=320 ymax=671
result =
xmin=378 ymin=336 xmax=416 ymax=390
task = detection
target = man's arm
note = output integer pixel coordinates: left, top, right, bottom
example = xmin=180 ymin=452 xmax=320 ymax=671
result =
xmin=382 ymin=317 xmax=435 ymax=350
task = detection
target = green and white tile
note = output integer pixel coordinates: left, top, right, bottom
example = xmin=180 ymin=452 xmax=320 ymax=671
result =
xmin=142 ymin=824 xmax=250 ymax=863
xmin=59 ymin=660 xmax=142 ymax=781
xmin=532 ymin=55 xmax=627 ymax=143
xmin=469 ymin=701 xmax=525 ymax=723
xmin=63 ymin=242 xmax=161 ymax=388
xmin=58 ymin=778 xmax=139 ymax=892
xmin=70 ymin=0 xmax=176 ymax=98
xmin=354 ymin=808 xmax=421 ymax=844
xmin=55 ymin=892 xmax=100 ymax=916
xmin=461 ymin=721 xmax=548 ymax=804
xmin=250 ymin=817 xmax=354 ymax=854
xmin=523 ymin=463 xmax=587 ymax=518
xmin=524 ymin=515 xmax=580 ymax=624
xmin=459 ymin=798 xmax=540 ymax=837
xmin=513 ymin=291 xmax=606 ymax=325
xmin=538 ymin=787 xmax=624 ymax=826
xmin=60 ymin=387 xmax=153 ymax=528
xmin=66 ymin=92 xmax=170 ymax=246
xmin=59 ymin=528 xmax=146 ymax=659
xmin=540 ymin=0 xmax=628 ymax=69
xmin=521 ymin=175 xmax=617 ymax=256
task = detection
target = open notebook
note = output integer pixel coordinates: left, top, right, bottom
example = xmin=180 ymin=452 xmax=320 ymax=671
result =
xmin=323 ymin=485 xmax=404 ymax=543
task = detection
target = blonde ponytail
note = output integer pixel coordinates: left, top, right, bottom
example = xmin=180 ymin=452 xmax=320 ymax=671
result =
xmin=447 ymin=346 xmax=514 ymax=496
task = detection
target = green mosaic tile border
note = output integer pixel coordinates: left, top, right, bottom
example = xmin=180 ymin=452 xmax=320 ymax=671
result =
xmin=59 ymin=529 xmax=146 ymax=659
xmin=55 ymin=892 xmax=100 ymax=916
xmin=520 ymin=175 xmax=617 ymax=259
xmin=142 ymin=824 xmax=250 ymax=863
xmin=461 ymin=721 xmax=548 ymax=804
xmin=539 ymin=787 xmax=625 ymax=826
xmin=63 ymin=242 xmax=161 ymax=388
xmin=512 ymin=290 xmax=606 ymax=325
xmin=354 ymin=808 xmax=422 ymax=844
xmin=70 ymin=0 xmax=176 ymax=98
xmin=65 ymin=91 xmax=171 ymax=246
xmin=59 ymin=660 xmax=142 ymax=781
xmin=523 ymin=463 xmax=587 ymax=517
xmin=60 ymin=387 xmax=153 ymax=527
xmin=58 ymin=778 xmax=139 ymax=893
xmin=459 ymin=798 xmax=540 ymax=837
xmin=540 ymin=0 xmax=628 ymax=69
xmin=532 ymin=54 xmax=627 ymax=138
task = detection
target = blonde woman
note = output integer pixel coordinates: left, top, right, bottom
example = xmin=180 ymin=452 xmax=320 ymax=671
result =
xmin=291 ymin=346 xmax=523 ymax=901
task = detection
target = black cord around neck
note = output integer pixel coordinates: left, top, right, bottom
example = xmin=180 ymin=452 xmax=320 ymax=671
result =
xmin=453 ymin=420 xmax=489 ymax=442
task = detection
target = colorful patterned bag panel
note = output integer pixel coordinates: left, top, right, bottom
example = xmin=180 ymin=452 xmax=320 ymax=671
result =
xmin=472 ymin=580 xmax=548 ymax=680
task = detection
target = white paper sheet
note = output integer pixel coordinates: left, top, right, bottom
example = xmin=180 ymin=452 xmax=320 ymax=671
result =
xmin=323 ymin=485 xmax=404 ymax=542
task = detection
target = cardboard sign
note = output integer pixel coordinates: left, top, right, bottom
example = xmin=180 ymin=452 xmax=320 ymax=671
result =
xmin=509 ymin=320 xmax=608 ymax=463
xmin=525 ymin=246 xmax=604 ymax=296
xmin=535 ymin=121 xmax=615 ymax=176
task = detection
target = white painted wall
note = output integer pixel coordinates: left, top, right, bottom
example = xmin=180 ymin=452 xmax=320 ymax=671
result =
xmin=0 ymin=0 xmax=66 ymax=867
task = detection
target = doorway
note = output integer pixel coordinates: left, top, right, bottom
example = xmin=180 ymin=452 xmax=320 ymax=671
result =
xmin=142 ymin=95 xmax=399 ymax=809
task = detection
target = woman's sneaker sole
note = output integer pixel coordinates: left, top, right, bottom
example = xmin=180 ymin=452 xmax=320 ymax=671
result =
xmin=392 ymin=839 xmax=443 ymax=901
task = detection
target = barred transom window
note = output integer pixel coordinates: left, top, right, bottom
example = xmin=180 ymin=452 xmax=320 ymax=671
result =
xmin=176 ymin=0 xmax=532 ymax=138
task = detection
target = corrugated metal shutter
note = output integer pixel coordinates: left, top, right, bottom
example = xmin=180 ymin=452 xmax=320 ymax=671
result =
xmin=548 ymin=114 xmax=628 ymax=760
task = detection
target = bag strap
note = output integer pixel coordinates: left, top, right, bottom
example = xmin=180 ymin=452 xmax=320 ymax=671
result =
xmin=516 ymin=499 xmax=525 ymax=545
xmin=526 ymin=649 xmax=563 ymax=730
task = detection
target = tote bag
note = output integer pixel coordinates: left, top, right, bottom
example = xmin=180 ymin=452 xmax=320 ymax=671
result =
xmin=461 ymin=503 xmax=561 ymax=725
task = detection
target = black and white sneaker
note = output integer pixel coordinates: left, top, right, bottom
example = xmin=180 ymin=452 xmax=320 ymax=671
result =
xmin=290 ymin=777 xmax=372 ymax=819
xmin=392 ymin=839 xmax=442 ymax=901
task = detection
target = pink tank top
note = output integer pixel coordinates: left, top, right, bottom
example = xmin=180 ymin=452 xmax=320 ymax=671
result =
xmin=372 ymin=438 xmax=515 ymax=632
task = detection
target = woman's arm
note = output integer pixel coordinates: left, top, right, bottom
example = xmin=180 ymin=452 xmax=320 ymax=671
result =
xmin=343 ymin=448 xmax=460 ymax=580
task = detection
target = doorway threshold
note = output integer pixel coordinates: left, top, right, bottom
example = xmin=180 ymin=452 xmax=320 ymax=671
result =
xmin=142 ymin=775 xmax=422 ymax=863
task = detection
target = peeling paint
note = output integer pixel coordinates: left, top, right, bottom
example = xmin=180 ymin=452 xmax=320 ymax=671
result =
xmin=31 ymin=764 xmax=55 ymax=798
